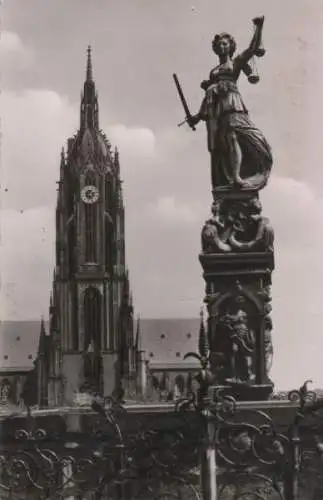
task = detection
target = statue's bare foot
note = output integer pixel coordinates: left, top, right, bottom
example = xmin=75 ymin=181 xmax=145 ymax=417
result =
xmin=234 ymin=177 xmax=250 ymax=188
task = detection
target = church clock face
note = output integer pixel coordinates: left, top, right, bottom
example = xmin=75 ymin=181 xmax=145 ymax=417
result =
xmin=81 ymin=185 xmax=99 ymax=204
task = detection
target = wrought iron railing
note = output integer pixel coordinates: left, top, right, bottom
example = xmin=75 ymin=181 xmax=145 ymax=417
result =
xmin=1 ymin=381 xmax=323 ymax=500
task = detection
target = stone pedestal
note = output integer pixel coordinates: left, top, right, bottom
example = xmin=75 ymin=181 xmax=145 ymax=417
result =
xmin=200 ymin=190 xmax=274 ymax=401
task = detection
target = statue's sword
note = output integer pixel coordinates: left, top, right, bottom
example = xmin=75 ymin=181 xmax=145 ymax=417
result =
xmin=173 ymin=73 xmax=196 ymax=131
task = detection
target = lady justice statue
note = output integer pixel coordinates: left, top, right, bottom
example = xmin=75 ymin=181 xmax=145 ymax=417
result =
xmin=174 ymin=16 xmax=273 ymax=191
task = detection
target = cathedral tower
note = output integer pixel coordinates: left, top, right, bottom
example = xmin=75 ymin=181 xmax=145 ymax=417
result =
xmin=48 ymin=47 xmax=135 ymax=405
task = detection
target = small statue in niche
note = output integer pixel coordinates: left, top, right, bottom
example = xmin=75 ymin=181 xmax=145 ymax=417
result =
xmin=219 ymin=296 xmax=256 ymax=383
xmin=175 ymin=17 xmax=272 ymax=191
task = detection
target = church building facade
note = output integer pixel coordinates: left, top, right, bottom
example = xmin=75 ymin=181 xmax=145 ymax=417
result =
xmin=37 ymin=48 xmax=138 ymax=407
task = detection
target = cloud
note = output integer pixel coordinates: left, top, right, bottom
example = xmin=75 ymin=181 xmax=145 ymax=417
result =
xmin=0 ymin=206 xmax=54 ymax=320
xmin=261 ymin=176 xmax=323 ymax=389
xmin=106 ymin=124 xmax=156 ymax=163
xmin=1 ymin=89 xmax=78 ymax=210
xmin=1 ymin=31 xmax=24 ymax=53
xmin=152 ymin=196 xmax=199 ymax=224
xmin=0 ymin=86 xmax=77 ymax=319
xmin=0 ymin=31 xmax=34 ymax=73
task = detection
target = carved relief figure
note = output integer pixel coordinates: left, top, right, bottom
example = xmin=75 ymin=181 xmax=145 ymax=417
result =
xmin=201 ymin=197 xmax=274 ymax=254
xmin=201 ymin=200 xmax=232 ymax=253
xmin=221 ymin=298 xmax=256 ymax=383
xmin=185 ymin=17 xmax=273 ymax=190
xmin=213 ymin=294 xmax=256 ymax=384
xmin=228 ymin=198 xmax=274 ymax=251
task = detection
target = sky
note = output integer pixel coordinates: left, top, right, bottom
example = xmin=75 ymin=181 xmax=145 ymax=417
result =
xmin=1 ymin=0 xmax=323 ymax=390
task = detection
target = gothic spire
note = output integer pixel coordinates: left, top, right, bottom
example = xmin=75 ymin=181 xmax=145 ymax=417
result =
xmin=80 ymin=46 xmax=98 ymax=130
xmin=38 ymin=317 xmax=47 ymax=357
xmin=198 ymin=306 xmax=209 ymax=359
xmin=86 ymin=45 xmax=93 ymax=82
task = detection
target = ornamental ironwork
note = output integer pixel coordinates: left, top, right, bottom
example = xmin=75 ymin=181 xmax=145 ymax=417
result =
xmin=1 ymin=378 xmax=323 ymax=499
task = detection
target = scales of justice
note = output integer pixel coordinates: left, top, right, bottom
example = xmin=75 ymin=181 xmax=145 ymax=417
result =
xmin=174 ymin=16 xmax=275 ymax=400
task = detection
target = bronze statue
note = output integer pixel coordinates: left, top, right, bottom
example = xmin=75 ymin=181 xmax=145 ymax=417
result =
xmin=175 ymin=16 xmax=272 ymax=191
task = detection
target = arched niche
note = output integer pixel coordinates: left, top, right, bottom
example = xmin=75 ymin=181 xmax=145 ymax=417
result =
xmin=208 ymin=288 xmax=262 ymax=385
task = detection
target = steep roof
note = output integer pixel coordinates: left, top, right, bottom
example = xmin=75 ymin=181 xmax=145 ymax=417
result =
xmin=139 ymin=318 xmax=200 ymax=368
xmin=0 ymin=319 xmax=200 ymax=371
xmin=0 ymin=322 xmax=41 ymax=371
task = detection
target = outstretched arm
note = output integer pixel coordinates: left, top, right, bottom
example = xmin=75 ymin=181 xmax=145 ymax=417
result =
xmin=236 ymin=16 xmax=265 ymax=67
xmin=186 ymin=96 xmax=207 ymax=129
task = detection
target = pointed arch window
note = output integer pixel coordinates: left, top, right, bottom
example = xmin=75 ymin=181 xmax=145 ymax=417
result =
xmin=83 ymin=287 xmax=102 ymax=392
xmin=105 ymin=176 xmax=113 ymax=211
xmin=84 ymin=171 xmax=97 ymax=263
xmin=84 ymin=287 xmax=102 ymax=352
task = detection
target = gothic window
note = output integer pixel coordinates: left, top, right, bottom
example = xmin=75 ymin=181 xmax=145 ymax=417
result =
xmin=84 ymin=172 xmax=97 ymax=263
xmin=65 ymin=173 xmax=74 ymax=217
xmin=174 ymin=375 xmax=185 ymax=396
xmin=159 ymin=372 xmax=169 ymax=392
xmin=187 ymin=372 xmax=193 ymax=393
xmin=105 ymin=177 xmax=113 ymax=211
xmin=84 ymin=287 xmax=102 ymax=352
xmin=152 ymin=376 xmax=159 ymax=391
xmin=0 ymin=379 xmax=11 ymax=403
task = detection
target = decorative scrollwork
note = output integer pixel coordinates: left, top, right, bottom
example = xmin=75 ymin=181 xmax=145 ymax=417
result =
xmin=288 ymin=379 xmax=317 ymax=406
xmin=2 ymin=381 xmax=323 ymax=499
